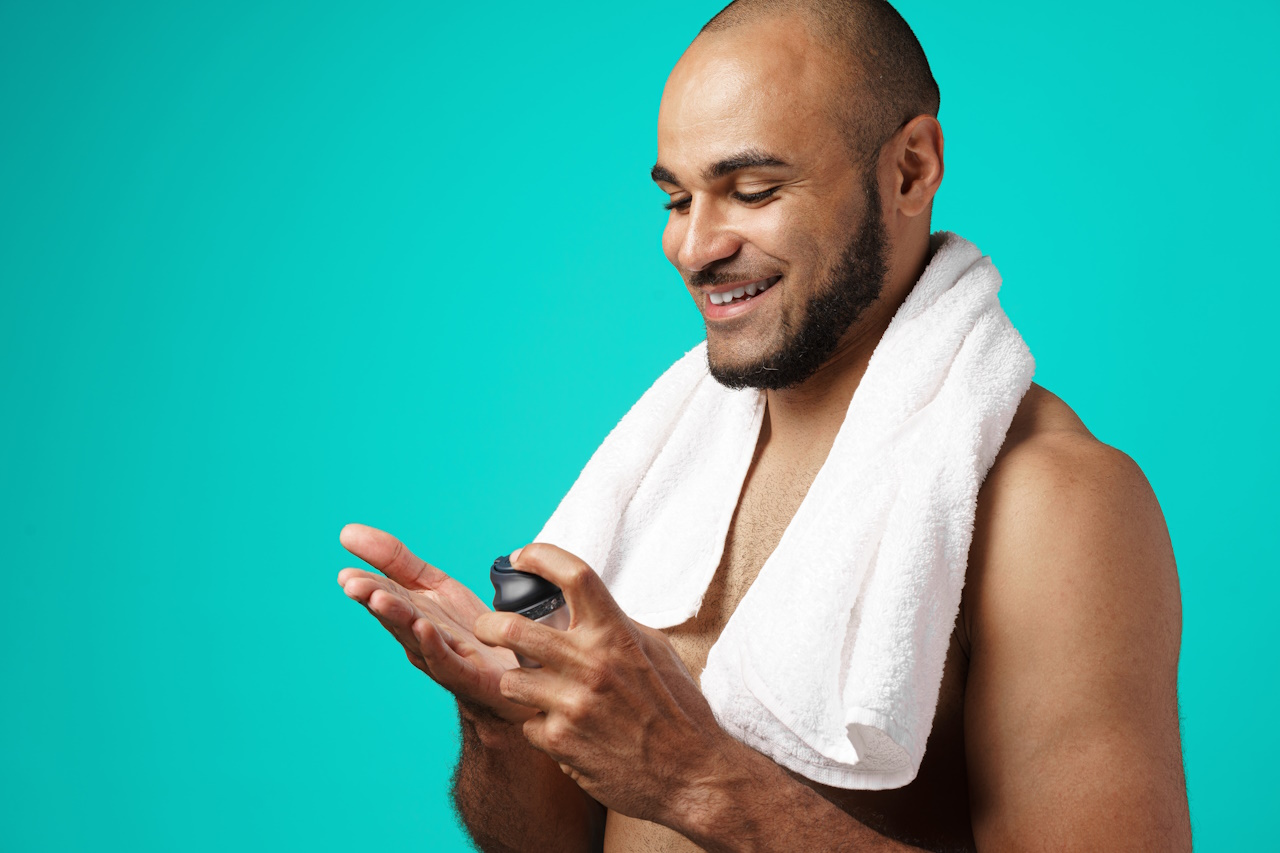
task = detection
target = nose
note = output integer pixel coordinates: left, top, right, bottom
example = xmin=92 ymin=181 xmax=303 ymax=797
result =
xmin=673 ymin=198 xmax=743 ymax=272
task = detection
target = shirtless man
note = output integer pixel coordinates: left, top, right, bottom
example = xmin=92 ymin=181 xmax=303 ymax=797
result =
xmin=337 ymin=1 xmax=1192 ymax=849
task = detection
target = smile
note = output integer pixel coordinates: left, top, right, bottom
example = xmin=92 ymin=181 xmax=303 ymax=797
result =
xmin=707 ymin=275 xmax=780 ymax=305
xmin=701 ymin=275 xmax=781 ymax=321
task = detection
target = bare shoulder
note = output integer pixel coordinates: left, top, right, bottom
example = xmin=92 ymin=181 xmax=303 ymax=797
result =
xmin=970 ymin=383 xmax=1178 ymax=602
xmin=986 ymin=381 xmax=1147 ymax=492
xmin=960 ymin=383 xmax=1191 ymax=850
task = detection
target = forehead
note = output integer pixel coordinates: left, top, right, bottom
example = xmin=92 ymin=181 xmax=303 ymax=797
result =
xmin=657 ymin=18 xmax=847 ymax=178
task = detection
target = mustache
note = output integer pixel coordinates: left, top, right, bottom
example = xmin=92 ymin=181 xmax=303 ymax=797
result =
xmin=687 ymin=269 xmax=780 ymax=288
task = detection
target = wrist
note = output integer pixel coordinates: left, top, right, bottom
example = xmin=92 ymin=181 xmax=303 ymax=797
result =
xmin=667 ymin=735 xmax=776 ymax=853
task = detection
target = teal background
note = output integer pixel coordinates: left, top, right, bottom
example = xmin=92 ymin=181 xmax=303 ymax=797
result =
xmin=2 ymin=1 xmax=1276 ymax=849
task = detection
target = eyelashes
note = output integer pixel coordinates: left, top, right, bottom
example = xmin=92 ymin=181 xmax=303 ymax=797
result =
xmin=733 ymin=188 xmax=780 ymax=204
xmin=663 ymin=187 xmax=780 ymax=211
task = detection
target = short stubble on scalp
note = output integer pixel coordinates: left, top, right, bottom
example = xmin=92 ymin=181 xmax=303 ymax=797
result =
xmin=701 ymin=0 xmax=940 ymax=166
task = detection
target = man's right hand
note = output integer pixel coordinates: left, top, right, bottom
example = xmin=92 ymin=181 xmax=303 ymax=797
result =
xmin=337 ymin=523 xmax=536 ymax=723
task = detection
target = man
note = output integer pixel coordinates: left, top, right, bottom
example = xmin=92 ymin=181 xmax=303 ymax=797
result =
xmin=337 ymin=1 xmax=1192 ymax=849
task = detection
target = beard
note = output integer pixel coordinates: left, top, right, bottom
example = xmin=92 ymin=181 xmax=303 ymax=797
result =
xmin=704 ymin=169 xmax=889 ymax=391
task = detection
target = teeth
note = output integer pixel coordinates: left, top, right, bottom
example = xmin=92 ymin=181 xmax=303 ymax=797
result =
xmin=708 ymin=278 xmax=778 ymax=306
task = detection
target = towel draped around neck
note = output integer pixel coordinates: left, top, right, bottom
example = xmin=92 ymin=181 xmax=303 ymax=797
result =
xmin=535 ymin=231 xmax=1035 ymax=789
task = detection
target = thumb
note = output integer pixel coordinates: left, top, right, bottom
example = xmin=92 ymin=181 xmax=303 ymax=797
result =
xmin=509 ymin=543 xmax=621 ymax=628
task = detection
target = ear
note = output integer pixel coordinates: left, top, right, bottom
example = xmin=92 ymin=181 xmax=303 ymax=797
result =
xmin=888 ymin=114 xmax=944 ymax=218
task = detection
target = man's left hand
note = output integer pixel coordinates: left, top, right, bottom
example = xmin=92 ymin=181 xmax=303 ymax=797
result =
xmin=472 ymin=543 xmax=741 ymax=830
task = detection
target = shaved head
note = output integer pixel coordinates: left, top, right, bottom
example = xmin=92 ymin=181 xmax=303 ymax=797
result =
xmin=654 ymin=0 xmax=945 ymax=392
xmin=699 ymin=0 xmax=939 ymax=165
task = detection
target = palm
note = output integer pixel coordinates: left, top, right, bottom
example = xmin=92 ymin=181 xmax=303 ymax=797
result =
xmin=338 ymin=523 xmax=532 ymax=722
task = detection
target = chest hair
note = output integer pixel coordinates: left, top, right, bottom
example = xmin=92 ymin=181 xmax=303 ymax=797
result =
xmin=663 ymin=447 xmax=825 ymax=682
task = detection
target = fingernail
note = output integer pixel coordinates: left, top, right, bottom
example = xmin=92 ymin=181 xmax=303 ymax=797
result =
xmin=510 ymin=546 xmax=524 ymax=563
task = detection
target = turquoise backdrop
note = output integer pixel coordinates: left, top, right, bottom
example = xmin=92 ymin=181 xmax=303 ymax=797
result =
xmin=2 ymin=1 xmax=1276 ymax=850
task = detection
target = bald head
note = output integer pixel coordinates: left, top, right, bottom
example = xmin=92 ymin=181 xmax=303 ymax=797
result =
xmin=698 ymin=0 xmax=939 ymax=165
xmin=653 ymin=0 xmax=945 ymax=390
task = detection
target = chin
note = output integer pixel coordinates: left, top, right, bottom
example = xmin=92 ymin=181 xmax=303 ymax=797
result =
xmin=704 ymin=337 xmax=789 ymax=391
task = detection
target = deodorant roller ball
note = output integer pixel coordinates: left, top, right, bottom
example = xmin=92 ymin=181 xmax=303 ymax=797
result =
xmin=489 ymin=554 xmax=570 ymax=668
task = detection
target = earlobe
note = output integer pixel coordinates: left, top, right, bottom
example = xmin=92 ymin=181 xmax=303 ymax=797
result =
xmin=894 ymin=115 xmax=944 ymax=217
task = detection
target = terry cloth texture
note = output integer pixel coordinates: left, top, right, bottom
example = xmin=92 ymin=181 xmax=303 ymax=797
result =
xmin=535 ymin=231 xmax=1035 ymax=789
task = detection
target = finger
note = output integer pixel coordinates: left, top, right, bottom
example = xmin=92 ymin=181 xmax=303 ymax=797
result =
xmin=338 ymin=568 xmax=394 ymax=598
xmin=367 ymin=600 xmax=463 ymax=679
xmin=509 ymin=543 xmax=623 ymax=628
xmin=340 ymin=572 xmax=414 ymax=611
xmin=410 ymin=615 xmax=467 ymax=678
xmin=412 ymin=617 xmax=523 ymax=705
xmin=498 ymin=665 xmax=566 ymax=712
xmin=351 ymin=586 xmax=429 ymax=660
xmin=366 ymin=588 xmax=420 ymax=632
xmin=343 ymin=571 xmax=472 ymax=635
xmin=340 ymin=568 xmax=433 ymax=649
xmin=339 ymin=523 xmax=450 ymax=591
xmin=520 ymin=710 xmax=583 ymax=770
xmin=401 ymin=617 xmax=469 ymax=682
xmin=347 ymin=586 xmax=427 ymax=666
xmin=474 ymin=610 xmax=582 ymax=671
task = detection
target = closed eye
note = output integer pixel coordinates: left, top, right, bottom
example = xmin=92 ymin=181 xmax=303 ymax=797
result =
xmin=733 ymin=187 xmax=780 ymax=204
xmin=663 ymin=187 xmax=780 ymax=212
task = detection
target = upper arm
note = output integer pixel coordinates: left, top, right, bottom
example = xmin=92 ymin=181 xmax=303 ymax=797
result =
xmin=963 ymin=436 xmax=1191 ymax=851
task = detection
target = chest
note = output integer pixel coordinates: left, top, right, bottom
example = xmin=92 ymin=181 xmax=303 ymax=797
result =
xmin=664 ymin=444 xmax=823 ymax=683
xmin=606 ymin=444 xmax=977 ymax=852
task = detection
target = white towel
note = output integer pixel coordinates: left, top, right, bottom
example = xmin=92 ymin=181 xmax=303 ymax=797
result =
xmin=534 ymin=231 xmax=1035 ymax=789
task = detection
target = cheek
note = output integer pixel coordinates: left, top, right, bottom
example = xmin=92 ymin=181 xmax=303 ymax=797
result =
xmin=747 ymin=202 xmax=829 ymax=270
xmin=725 ymin=203 xmax=799 ymax=270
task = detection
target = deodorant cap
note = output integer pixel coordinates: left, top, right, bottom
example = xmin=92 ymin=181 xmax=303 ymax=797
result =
xmin=490 ymin=555 xmax=566 ymax=620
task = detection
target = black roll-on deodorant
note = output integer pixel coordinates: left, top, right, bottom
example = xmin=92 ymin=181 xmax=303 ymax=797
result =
xmin=490 ymin=555 xmax=570 ymax=668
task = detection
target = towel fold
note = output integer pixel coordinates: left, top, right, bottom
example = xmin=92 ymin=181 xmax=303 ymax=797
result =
xmin=535 ymin=231 xmax=1035 ymax=789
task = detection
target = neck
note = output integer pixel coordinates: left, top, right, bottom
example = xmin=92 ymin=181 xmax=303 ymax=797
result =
xmin=761 ymin=298 xmax=892 ymax=451
xmin=761 ymin=233 xmax=933 ymax=452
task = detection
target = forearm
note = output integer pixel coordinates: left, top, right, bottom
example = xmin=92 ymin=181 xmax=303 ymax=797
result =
xmin=452 ymin=701 xmax=605 ymax=853
xmin=674 ymin=740 xmax=926 ymax=853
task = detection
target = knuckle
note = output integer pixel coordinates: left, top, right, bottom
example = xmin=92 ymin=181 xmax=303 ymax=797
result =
xmin=522 ymin=542 xmax=553 ymax=562
xmin=521 ymin=715 xmax=540 ymax=744
xmin=561 ymin=562 xmax=594 ymax=596
xmin=540 ymin=717 xmax=571 ymax=755
xmin=560 ymin=693 xmax=588 ymax=724
xmin=500 ymin=617 xmax=524 ymax=646
xmin=498 ymin=668 xmax=519 ymax=697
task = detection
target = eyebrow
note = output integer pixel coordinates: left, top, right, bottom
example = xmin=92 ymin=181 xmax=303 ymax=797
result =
xmin=650 ymin=149 xmax=791 ymax=186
